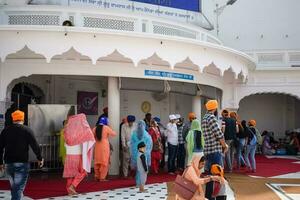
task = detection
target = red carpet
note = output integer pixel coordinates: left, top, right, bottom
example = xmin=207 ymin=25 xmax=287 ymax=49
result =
xmin=0 ymin=173 xmax=176 ymax=199
xmin=1 ymin=156 xmax=299 ymax=199
xmin=235 ymin=155 xmax=300 ymax=177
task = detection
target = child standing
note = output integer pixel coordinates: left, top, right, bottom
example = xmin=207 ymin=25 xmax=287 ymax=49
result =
xmin=136 ymin=142 xmax=148 ymax=192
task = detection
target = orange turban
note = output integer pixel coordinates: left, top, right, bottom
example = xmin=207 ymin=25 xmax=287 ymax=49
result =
xmin=205 ymin=100 xmax=218 ymax=111
xmin=188 ymin=112 xmax=196 ymax=120
xmin=211 ymin=164 xmax=224 ymax=177
xmin=11 ymin=110 xmax=25 ymax=122
xmin=248 ymin=119 xmax=256 ymax=126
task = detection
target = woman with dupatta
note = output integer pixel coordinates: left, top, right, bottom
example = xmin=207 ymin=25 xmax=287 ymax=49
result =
xmin=130 ymin=120 xmax=153 ymax=186
xmin=186 ymin=119 xmax=204 ymax=164
xmin=176 ymin=154 xmax=225 ymax=200
xmin=63 ymin=113 xmax=95 ymax=195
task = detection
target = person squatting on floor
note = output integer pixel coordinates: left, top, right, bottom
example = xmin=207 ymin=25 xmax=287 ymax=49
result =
xmin=176 ymin=154 xmax=224 ymax=200
xmin=0 ymin=110 xmax=44 ymax=200
xmin=63 ymin=113 xmax=95 ymax=195
xmin=93 ymin=117 xmax=116 ymax=181
xmin=202 ymin=100 xmax=228 ymax=200
xmin=136 ymin=141 xmax=148 ymax=192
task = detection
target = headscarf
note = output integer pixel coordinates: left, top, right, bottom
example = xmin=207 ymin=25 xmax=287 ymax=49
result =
xmin=186 ymin=119 xmax=204 ymax=163
xmin=98 ymin=117 xmax=108 ymax=125
xmin=187 ymin=154 xmax=204 ymax=178
xmin=211 ymin=164 xmax=224 ymax=177
xmin=64 ymin=113 xmax=95 ymax=146
xmin=137 ymin=120 xmax=146 ymax=140
xmin=130 ymin=120 xmax=153 ymax=168
xmin=63 ymin=113 xmax=95 ymax=173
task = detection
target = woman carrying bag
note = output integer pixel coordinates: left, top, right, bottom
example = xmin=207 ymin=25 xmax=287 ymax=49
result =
xmin=174 ymin=155 xmax=224 ymax=200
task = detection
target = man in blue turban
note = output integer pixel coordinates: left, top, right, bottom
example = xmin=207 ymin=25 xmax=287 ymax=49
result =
xmin=130 ymin=120 xmax=152 ymax=185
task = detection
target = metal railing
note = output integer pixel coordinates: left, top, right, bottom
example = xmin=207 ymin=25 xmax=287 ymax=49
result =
xmin=30 ymin=135 xmax=63 ymax=171
xmin=245 ymin=50 xmax=300 ymax=69
xmin=0 ymin=5 xmax=222 ymax=45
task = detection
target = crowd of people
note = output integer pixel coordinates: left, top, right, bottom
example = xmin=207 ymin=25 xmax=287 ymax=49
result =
xmin=1 ymin=100 xmax=300 ymax=200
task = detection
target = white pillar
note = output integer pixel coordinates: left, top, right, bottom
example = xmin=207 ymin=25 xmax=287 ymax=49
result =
xmin=192 ymin=95 xmax=201 ymax=120
xmin=108 ymin=77 xmax=120 ymax=175
xmin=0 ymin=62 xmax=8 ymax=132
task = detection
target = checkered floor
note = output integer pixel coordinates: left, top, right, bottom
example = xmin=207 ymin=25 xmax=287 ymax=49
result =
xmin=0 ymin=182 xmax=237 ymax=200
xmin=0 ymin=183 xmax=168 ymax=200
xmin=0 ymin=190 xmax=32 ymax=200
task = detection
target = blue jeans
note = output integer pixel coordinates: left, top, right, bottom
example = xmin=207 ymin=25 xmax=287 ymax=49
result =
xmin=244 ymin=144 xmax=257 ymax=170
xmin=204 ymin=152 xmax=223 ymax=200
xmin=6 ymin=163 xmax=29 ymax=200
xmin=237 ymin=138 xmax=246 ymax=168
xmin=224 ymin=140 xmax=235 ymax=171
xmin=167 ymin=143 xmax=178 ymax=173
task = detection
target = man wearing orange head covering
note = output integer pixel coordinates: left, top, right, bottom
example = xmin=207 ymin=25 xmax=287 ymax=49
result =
xmin=202 ymin=100 xmax=228 ymax=200
xmin=0 ymin=110 xmax=44 ymax=200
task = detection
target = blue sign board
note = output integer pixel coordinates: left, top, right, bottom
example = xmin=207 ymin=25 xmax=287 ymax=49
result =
xmin=145 ymin=70 xmax=194 ymax=80
xmin=130 ymin=0 xmax=201 ymax=12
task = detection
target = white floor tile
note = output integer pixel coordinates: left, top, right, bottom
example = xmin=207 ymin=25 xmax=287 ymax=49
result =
xmin=271 ymin=172 xmax=300 ymax=179
xmin=40 ymin=183 xmax=168 ymax=200
xmin=0 ymin=190 xmax=33 ymax=200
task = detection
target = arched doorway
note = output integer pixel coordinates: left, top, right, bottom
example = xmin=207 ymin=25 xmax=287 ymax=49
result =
xmin=238 ymin=93 xmax=300 ymax=140
xmin=5 ymin=82 xmax=44 ymax=126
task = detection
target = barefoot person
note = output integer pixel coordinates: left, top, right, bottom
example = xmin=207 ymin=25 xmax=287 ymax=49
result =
xmin=93 ymin=117 xmax=116 ymax=181
xmin=63 ymin=113 xmax=95 ymax=195
xmin=175 ymin=154 xmax=224 ymax=200
xmin=136 ymin=142 xmax=148 ymax=192
xmin=131 ymin=121 xmax=152 ymax=186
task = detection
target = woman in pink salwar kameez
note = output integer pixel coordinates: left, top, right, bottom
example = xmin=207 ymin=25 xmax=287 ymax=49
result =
xmin=175 ymin=155 xmax=224 ymax=200
xmin=63 ymin=113 xmax=95 ymax=195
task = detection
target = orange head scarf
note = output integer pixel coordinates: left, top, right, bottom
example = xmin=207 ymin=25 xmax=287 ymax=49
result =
xmin=11 ymin=110 xmax=25 ymax=122
xmin=211 ymin=164 xmax=224 ymax=177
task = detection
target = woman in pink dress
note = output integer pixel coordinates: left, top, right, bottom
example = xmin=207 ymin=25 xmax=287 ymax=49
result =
xmin=148 ymin=120 xmax=162 ymax=174
xmin=93 ymin=117 xmax=117 ymax=181
xmin=63 ymin=113 xmax=95 ymax=195
xmin=175 ymin=155 xmax=225 ymax=200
